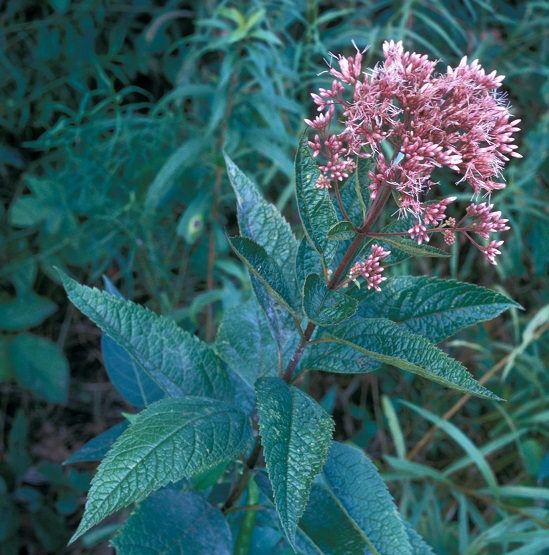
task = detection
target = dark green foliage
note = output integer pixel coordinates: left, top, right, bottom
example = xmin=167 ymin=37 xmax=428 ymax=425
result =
xmin=2 ymin=1 xmax=549 ymax=554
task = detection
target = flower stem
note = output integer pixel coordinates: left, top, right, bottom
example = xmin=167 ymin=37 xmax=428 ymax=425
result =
xmin=282 ymin=185 xmax=393 ymax=383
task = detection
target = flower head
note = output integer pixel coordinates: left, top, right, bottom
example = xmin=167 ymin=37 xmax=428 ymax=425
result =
xmin=306 ymin=41 xmax=520 ymax=267
xmin=350 ymin=244 xmax=391 ymax=291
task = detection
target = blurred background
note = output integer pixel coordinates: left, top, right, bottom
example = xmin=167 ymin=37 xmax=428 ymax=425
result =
xmin=1 ymin=1 xmax=548 ymax=553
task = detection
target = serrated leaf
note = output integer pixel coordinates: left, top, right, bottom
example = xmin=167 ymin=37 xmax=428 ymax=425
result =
xmin=303 ymin=339 xmax=381 ymax=375
xmin=325 ymin=318 xmax=500 ymax=399
xmin=251 ymin=277 xmax=300 ymax=374
xmin=295 ymin=134 xmax=338 ymax=262
xmin=64 ymin=421 xmax=130 ymax=465
xmin=59 ymin=271 xmax=233 ymax=402
xmin=303 ymin=274 xmax=358 ymax=326
xmin=70 ymin=397 xmax=251 ymax=543
xmin=326 ymin=221 xmax=357 ymax=241
xmin=112 ymin=489 xmax=232 ymax=555
xmin=298 ymin=442 xmax=412 ymax=555
xmin=353 ymin=276 xmax=521 ymax=343
xmin=229 ymin=237 xmax=300 ymax=315
xmin=380 ymin=236 xmax=449 ymax=258
xmin=225 ymin=153 xmax=298 ymax=292
xmin=216 ymin=297 xmax=279 ymax=387
xmin=256 ymin=377 xmax=334 ymax=547
xmin=296 ymin=237 xmax=324 ymax=290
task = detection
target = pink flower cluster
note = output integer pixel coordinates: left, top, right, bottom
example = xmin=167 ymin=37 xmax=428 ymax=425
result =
xmin=306 ymin=40 xmax=521 ymax=270
xmin=349 ymin=245 xmax=391 ymax=291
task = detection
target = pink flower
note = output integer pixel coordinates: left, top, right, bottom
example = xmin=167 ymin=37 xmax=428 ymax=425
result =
xmin=350 ymin=244 xmax=391 ymax=291
xmin=305 ymin=41 xmax=518 ymax=265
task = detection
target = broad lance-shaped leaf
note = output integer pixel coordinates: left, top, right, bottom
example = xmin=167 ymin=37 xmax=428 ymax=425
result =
xmin=59 ymin=271 xmax=233 ymax=402
xmin=229 ymin=236 xmax=300 ymax=315
xmin=299 ymin=442 xmax=412 ymax=555
xmin=225 ymin=154 xmax=300 ymax=362
xmin=112 ymin=489 xmax=232 ymax=555
xmin=70 ymin=397 xmax=251 ymax=543
xmin=295 ymin=134 xmax=338 ymax=263
xmin=353 ymin=276 xmax=521 ymax=343
xmin=303 ymin=273 xmax=358 ymax=326
xmin=256 ymin=377 xmax=334 ymax=547
xmin=100 ymin=276 xmax=164 ymax=407
xmin=215 ymin=297 xmax=279 ymax=387
xmin=325 ymin=318 xmax=501 ymax=399
xmin=296 ymin=237 xmax=324 ymax=291
xmin=225 ymin=153 xmax=298 ymax=293
xmin=255 ymin=442 xmax=432 ymax=555
xmin=303 ymin=338 xmax=381 ymax=374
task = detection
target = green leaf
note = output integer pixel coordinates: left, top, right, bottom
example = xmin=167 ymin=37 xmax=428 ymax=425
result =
xmin=353 ymin=277 xmax=521 ymax=343
xmin=225 ymin=153 xmax=298 ymax=292
xmin=325 ymin=318 xmax=500 ymax=399
xmin=216 ymin=298 xmax=279 ymax=387
xmin=112 ymin=489 xmax=232 ymax=555
xmin=7 ymin=409 xmax=31 ymax=476
xmin=59 ymin=271 xmax=233 ymax=402
xmin=303 ymin=339 xmax=380 ymax=375
xmin=145 ymin=138 xmax=207 ymax=211
xmin=255 ymin=377 xmax=334 ymax=547
xmin=9 ymin=333 xmax=69 ymax=403
xmin=295 ymin=134 xmax=338 ymax=262
xmin=64 ymin=421 xmax=130 ymax=465
xmin=0 ymin=293 xmax=57 ymax=331
xmin=70 ymin=397 xmax=251 ymax=543
xmin=298 ymin=442 xmax=412 ymax=555
xmin=228 ymin=237 xmax=300 ymax=315
xmin=326 ymin=221 xmax=357 ymax=241
xmin=303 ymin=274 xmax=358 ymax=326
xmin=296 ymin=237 xmax=324 ymax=290
xmin=101 ymin=333 xmax=165 ymax=407
xmin=380 ymin=236 xmax=450 ymax=258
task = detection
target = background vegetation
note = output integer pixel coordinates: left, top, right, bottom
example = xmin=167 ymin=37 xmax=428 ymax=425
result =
xmin=1 ymin=1 xmax=548 ymax=553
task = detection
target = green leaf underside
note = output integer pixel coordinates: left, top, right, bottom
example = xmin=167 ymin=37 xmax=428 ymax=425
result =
xmin=326 ymin=318 xmax=500 ymax=399
xmin=251 ymin=276 xmax=300 ymax=372
xmin=59 ymin=271 xmax=233 ymax=401
xmin=295 ymin=135 xmax=338 ymax=262
xmin=326 ymin=221 xmax=357 ymax=241
xmin=353 ymin=276 xmax=521 ymax=343
xmin=101 ymin=334 xmax=164 ymax=407
xmin=229 ymin=237 xmax=300 ymax=314
xmin=256 ymin=377 xmax=334 ymax=547
xmin=380 ymin=236 xmax=450 ymax=258
xmin=64 ymin=421 xmax=129 ymax=465
xmin=225 ymin=153 xmax=298 ymax=292
xmin=303 ymin=274 xmax=358 ymax=326
xmin=112 ymin=489 xmax=232 ymax=555
xmin=216 ymin=297 xmax=279 ymax=387
xmin=70 ymin=397 xmax=251 ymax=543
xmin=298 ymin=442 xmax=412 ymax=555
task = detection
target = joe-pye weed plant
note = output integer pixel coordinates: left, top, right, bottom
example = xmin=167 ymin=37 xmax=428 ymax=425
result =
xmin=61 ymin=41 xmax=521 ymax=553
